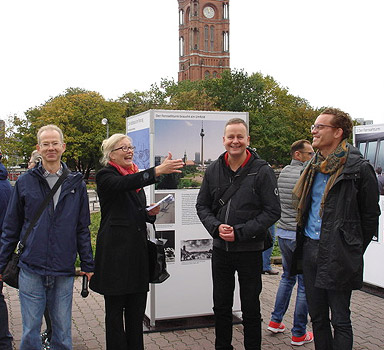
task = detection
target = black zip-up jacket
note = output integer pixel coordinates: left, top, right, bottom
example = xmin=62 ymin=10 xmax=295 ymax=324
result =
xmin=196 ymin=148 xmax=281 ymax=252
xmin=292 ymin=144 xmax=380 ymax=290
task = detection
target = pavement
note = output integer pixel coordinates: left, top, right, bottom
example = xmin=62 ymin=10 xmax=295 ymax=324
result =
xmin=3 ymin=265 xmax=384 ymax=350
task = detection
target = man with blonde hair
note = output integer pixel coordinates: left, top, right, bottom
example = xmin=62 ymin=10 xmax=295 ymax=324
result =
xmin=197 ymin=118 xmax=280 ymax=350
xmin=0 ymin=125 xmax=94 ymax=350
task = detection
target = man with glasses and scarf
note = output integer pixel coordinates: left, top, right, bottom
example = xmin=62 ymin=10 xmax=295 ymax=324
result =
xmin=292 ymin=108 xmax=380 ymax=350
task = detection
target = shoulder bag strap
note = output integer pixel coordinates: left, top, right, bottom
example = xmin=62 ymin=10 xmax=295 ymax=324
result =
xmin=17 ymin=168 xmax=70 ymax=254
xmin=217 ymin=165 xmax=250 ymax=208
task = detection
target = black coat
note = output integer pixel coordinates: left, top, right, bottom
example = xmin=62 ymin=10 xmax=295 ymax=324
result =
xmin=292 ymin=144 xmax=381 ymax=290
xmin=89 ymin=165 xmax=157 ymax=295
xmin=196 ymin=149 xmax=281 ymax=252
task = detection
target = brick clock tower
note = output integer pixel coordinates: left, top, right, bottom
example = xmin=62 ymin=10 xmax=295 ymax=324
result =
xmin=178 ymin=0 xmax=230 ymax=82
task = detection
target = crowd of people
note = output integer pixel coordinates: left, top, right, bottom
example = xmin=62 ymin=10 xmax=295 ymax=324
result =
xmin=0 ymin=107 xmax=381 ymax=350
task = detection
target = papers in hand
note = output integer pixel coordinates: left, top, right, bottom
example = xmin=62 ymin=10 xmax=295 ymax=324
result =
xmin=146 ymin=194 xmax=174 ymax=211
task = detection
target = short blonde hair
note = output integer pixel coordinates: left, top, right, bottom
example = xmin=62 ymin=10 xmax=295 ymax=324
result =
xmin=100 ymin=133 xmax=133 ymax=166
xmin=37 ymin=125 xmax=64 ymax=144
xmin=224 ymin=118 xmax=249 ymax=135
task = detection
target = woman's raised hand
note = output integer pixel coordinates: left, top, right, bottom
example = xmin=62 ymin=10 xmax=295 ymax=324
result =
xmin=155 ymin=152 xmax=184 ymax=177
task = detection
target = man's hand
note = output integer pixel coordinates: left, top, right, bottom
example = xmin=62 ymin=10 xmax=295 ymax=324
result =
xmin=80 ymin=271 xmax=94 ymax=281
xmin=218 ymin=224 xmax=235 ymax=242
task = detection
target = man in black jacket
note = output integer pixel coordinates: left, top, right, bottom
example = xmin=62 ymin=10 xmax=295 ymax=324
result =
xmin=292 ymin=108 xmax=380 ymax=350
xmin=196 ymin=118 xmax=281 ymax=350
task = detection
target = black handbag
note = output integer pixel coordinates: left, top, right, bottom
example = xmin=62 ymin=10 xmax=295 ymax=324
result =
xmin=2 ymin=252 xmax=20 ymax=289
xmin=147 ymin=238 xmax=170 ymax=283
xmin=2 ymin=169 xmax=69 ymax=288
xmin=263 ymin=228 xmax=274 ymax=252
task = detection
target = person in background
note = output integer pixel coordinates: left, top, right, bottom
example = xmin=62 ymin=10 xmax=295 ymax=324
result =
xmin=267 ymin=140 xmax=314 ymax=346
xmin=292 ymin=108 xmax=380 ymax=350
xmin=0 ymin=125 xmax=94 ymax=350
xmin=0 ymin=154 xmax=13 ymax=350
xmin=376 ymin=167 xmax=384 ymax=195
xmin=89 ymin=134 xmax=184 ymax=350
xmin=262 ymin=225 xmax=278 ymax=275
xmin=28 ymin=150 xmax=42 ymax=169
xmin=27 ymin=150 xmax=52 ymax=349
xmin=196 ymin=118 xmax=281 ymax=350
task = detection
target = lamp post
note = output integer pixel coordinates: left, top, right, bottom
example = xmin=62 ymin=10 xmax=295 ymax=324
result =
xmin=200 ymin=121 xmax=205 ymax=168
xmin=101 ymin=118 xmax=109 ymax=139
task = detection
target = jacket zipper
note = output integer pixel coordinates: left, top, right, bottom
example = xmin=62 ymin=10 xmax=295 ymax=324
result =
xmin=224 ymin=198 xmax=232 ymax=251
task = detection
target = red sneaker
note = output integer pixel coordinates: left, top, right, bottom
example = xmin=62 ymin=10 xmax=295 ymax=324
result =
xmin=291 ymin=332 xmax=314 ymax=346
xmin=267 ymin=321 xmax=285 ymax=333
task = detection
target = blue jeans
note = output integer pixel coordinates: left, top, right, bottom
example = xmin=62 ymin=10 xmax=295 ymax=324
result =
xmin=270 ymin=237 xmax=308 ymax=337
xmin=19 ymin=268 xmax=74 ymax=350
xmin=262 ymin=225 xmax=276 ymax=271
xmin=0 ymin=282 xmax=12 ymax=350
xmin=302 ymin=238 xmax=353 ymax=350
xmin=212 ymin=247 xmax=262 ymax=350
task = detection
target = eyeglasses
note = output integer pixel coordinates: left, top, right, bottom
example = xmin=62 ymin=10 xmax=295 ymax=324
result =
xmin=112 ymin=145 xmax=136 ymax=152
xmin=311 ymin=124 xmax=339 ymax=132
xmin=300 ymin=151 xmax=315 ymax=156
xmin=39 ymin=142 xmax=62 ymax=148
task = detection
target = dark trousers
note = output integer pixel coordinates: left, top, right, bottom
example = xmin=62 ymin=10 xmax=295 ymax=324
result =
xmin=212 ymin=247 xmax=262 ymax=350
xmin=104 ymin=293 xmax=147 ymax=350
xmin=0 ymin=283 xmax=12 ymax=350
xmin=302 ymin=238 xmax=353 ymax=350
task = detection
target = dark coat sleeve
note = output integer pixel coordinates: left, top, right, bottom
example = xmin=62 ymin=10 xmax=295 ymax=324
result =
xmin=357 ymin=162 xmax=381 ymax=251
xmin=195 ymin=166 xmax=221 ymax=239
xmin=0 ymin=181 xmax=24 ymax=273
xmin=76 ymin=182 xmax=94 ymax=272
xmin=96 ymin=166 xmax=157 ymax=197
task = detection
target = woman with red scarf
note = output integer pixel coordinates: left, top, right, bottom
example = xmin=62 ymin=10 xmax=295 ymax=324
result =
xmin=90 ymin=134 xmax=183 ymax=350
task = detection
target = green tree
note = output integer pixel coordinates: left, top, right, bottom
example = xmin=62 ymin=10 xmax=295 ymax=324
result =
xmin=12 ymin=88 xmax=126 ymax=179
xmin=199 ymin=70 xmax=318 ymax=165
xmin=2 ymin=69 xmax=321 ymax=171
xmin=0 ymin=115 xmax=28 ymax=167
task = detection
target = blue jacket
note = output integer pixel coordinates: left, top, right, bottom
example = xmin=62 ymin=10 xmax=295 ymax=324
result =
xmin=0 ymin=162 xmax=12 ymax=240
xmin=0 ymin=163 xmax=94 ymax=276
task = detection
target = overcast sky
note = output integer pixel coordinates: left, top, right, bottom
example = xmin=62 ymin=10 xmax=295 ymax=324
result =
xmin=1 ymin=0 xmax=383 ymax=125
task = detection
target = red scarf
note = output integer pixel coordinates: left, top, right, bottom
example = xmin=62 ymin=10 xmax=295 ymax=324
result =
xmin=108 ymin=160 xmax=141 ymax=192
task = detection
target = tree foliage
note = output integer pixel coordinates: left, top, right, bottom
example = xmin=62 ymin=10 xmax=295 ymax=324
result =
xmin=0 ymin=115 xmax=28 ymax=167
xmin=200 ymin=70 xmax=319 ymax=165
xmin=9 ymin=88 xmax=125 ymax=178
xmin=4 ymin=69 xmax=322 ymax=172
xmin=141 ymin=70 xmax=319 ymax=165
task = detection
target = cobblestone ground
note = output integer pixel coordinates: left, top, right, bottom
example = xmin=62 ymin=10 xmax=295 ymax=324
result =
xmin=4 ymin=266 xmax=384 ymax=349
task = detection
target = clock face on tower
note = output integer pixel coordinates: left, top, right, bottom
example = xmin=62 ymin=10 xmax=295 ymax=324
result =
xmin=203 ymin=6 xmax=215 ymax=19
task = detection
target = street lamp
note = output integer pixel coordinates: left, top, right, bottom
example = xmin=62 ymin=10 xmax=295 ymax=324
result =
xmin=101 ymin=118 xmax=109 ymax=139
